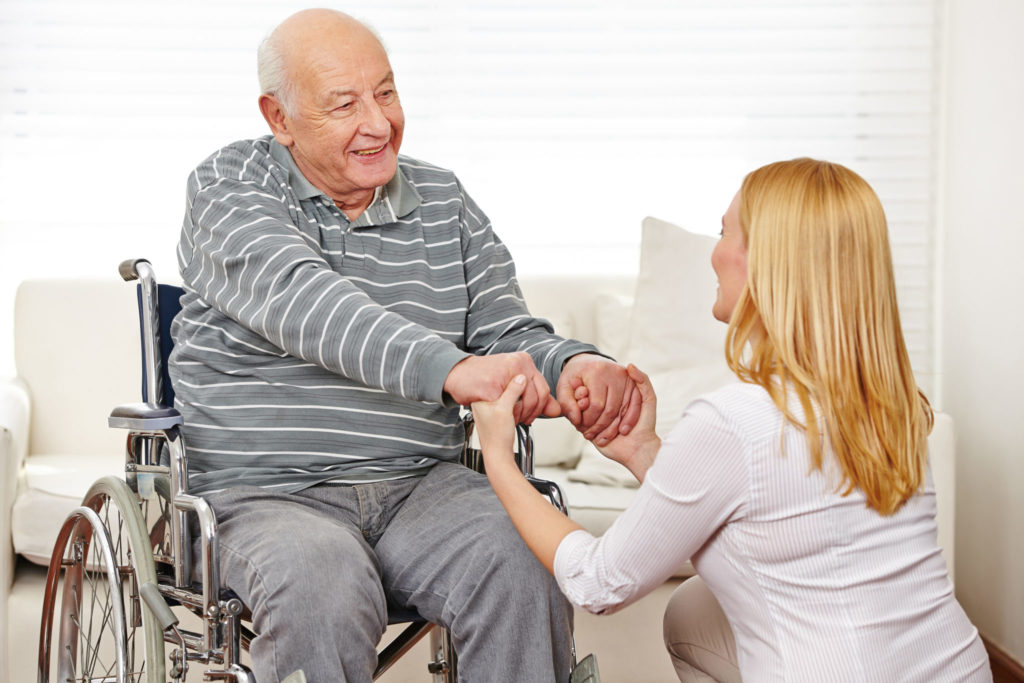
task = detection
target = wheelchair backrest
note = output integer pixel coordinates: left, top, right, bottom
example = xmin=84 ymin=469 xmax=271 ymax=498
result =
xmin=135 ymin=282 xmax=183 ymax=408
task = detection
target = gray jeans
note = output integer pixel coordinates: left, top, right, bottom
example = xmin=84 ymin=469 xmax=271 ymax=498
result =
xmin=198 ymin=461 xmax=574 ymax=683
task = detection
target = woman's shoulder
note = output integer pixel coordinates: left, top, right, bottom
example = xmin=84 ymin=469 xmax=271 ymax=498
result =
xmin=693 ymin=381 xmax=775 ymax=415
xmin=684 ymin=381 xmax=784 ymax=442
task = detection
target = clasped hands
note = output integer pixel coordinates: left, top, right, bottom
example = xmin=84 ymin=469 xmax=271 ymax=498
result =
xmin=445 ymin=351 xmax=659 ymax=471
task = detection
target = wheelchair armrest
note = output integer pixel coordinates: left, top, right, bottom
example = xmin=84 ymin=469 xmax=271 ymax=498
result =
xmin=109 ymin=402 xmax=184 ymax=430
xmin=527 ymin=475 xmax=569 ymax=516
xmin=461 ymin=414 xmax=540 ymax=477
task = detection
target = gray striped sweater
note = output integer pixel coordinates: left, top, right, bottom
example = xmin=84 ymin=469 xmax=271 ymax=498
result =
xmin=170 ymin=136 xmax=597 ymax=494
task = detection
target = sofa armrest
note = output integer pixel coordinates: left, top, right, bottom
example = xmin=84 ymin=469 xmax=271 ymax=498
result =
xmin=1 ymin=376 xmax=31 ymax=554
xmin=0 ymin=376 xmax=31 ymax=473
xmin=1 ymin=375 xmax=31 ymax=576
xmin=0 ymin=376 xmax=31 ymax=676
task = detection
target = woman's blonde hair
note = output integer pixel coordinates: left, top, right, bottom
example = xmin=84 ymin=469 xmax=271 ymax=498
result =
xmin=725 ymin=158 xmax=933 ymax=515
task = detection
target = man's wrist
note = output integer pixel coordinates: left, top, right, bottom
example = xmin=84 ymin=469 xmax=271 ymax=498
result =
xmin=561 ymin=352 xmax=593 ymax=372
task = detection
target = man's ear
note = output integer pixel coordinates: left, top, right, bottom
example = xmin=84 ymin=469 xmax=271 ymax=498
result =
xmin=259 ymin=94 xmax=293 ymax=146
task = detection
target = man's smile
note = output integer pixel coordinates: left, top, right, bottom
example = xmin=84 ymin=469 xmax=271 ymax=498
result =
xmin=354 ymin=143 xmax=387 ymax=156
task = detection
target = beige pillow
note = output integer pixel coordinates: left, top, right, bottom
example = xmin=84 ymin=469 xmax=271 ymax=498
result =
xmin=625 ymin=217 xmax=736 ymax=427
xmin=530 ymin=310 xmax=586 ymax=466
xmin=625 ymin=218 xmax=727 ymax=370
xmin=623 ymin=217 xmax=737 ymax=430
xmin=593 ymin=291 xmax=634 ymax=359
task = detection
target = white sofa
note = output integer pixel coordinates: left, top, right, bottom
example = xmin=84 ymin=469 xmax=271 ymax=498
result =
xmin=0 ymin=218 xmax=958 ymax=683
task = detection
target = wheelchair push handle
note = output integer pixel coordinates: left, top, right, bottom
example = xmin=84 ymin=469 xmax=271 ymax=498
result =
xmin=118 ymin=257 xmax=152 ymax=282
xmin=118 ymin=257 xmax=163 ymax=407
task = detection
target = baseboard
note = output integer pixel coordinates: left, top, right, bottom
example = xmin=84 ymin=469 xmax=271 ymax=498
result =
xmin=983 ymin=635 xmax=1024 ymax=682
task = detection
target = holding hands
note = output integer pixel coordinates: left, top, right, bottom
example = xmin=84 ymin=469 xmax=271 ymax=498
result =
xmin=586 ymin=364 xmax=662 ymax=482
xmin=472 ymin=361 xmax=662 ymax=484
xmin=444 ymin=351 xmax=560 ymax=425
xmin=445 ymin=351 xmax=642 ymax=436
xmin=556 ymin=354 xmax=643 ymax=445
xmin=469 ymin=362 xmax=662 ymax=573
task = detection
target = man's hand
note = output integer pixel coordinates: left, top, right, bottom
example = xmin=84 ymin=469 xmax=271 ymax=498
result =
xmin=555 ymin=354 xmax=642 ymax=445
xmin=444 ymin=352 xmax=560 ymax=425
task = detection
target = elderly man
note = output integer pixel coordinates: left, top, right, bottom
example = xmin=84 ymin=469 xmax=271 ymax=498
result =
xmin=171 ymin=8 xmax=638 ymax=682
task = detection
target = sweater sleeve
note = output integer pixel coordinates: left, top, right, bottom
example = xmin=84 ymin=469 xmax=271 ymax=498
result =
xmin=455 ymin=180 xmax=600 ymax=388
xmin=552 ymin=398 xmax=748 ymax=615
xmin=177 ymin=147 xmax=468 ymax=404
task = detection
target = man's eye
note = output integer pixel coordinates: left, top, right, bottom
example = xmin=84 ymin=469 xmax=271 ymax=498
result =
xmin=378 ymin=89 xmax=396 ymax=102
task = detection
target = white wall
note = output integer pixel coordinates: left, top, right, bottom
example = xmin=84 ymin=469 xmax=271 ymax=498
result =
xmin=941 ymin=0 xmax=1024 ymax=664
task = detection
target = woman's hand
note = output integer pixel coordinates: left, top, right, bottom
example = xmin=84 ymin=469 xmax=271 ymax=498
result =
xmin=471 ymin=374 xmax=529 ymax=466
xmin=591 ymin=364 xmax=662 ymax=482
xmin=471 ymin=373 xmax=583 ymax=574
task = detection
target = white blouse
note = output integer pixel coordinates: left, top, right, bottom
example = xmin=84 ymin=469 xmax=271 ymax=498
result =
xmin=554 ymin=382 xmax=990 ymax=682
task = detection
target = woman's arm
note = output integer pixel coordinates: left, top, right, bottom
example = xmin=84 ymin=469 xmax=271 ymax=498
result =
xmin=475 ymin=371 xmax=748 ymax=615
xmin=471 ymin=365 xmax=661 ymax=572
xmin=472 ymin=375 xmax=582 ymax=572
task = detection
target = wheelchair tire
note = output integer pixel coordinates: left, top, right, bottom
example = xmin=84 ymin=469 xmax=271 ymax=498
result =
xmin=38 ymin=475 xmax=166 ymax=683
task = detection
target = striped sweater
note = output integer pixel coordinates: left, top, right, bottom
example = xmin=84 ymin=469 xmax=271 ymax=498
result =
xmin=171 ymin=136 xmax=597 ymax=494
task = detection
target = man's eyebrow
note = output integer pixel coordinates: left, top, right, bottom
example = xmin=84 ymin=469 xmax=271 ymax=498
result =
xmin=321 ymin=87 xmax=357 ymax=105
xmin=320 ymin=72 xmax=396 ymax=104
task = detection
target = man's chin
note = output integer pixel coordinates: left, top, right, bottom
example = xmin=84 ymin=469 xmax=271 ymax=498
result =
xmin=350 ymin=154 xmax=397 ymax=186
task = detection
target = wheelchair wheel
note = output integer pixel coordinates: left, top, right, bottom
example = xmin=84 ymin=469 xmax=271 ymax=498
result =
xmin=39 ymin=476 xmax=166 ymax=683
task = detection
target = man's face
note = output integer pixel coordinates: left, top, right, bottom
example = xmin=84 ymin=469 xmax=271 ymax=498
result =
xmin=271 ymin=31 xmax=405 ymax=213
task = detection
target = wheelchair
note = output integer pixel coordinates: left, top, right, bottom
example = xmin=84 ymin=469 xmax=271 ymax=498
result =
xmin=36 ymin=258 xmax=599 ymax=683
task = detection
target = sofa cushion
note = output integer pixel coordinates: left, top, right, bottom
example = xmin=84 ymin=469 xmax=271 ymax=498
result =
xmin=530 ymin=416 xmax=585 ymax=468
xmin=537 ymin=465 xmax=639 ymax=536
xmin=12 ymin=452 xmax=124 ymax=565
xmin=537 ymin=464 xmax=695 ymax=577
xmin=568 ymin=442 xmax=637 ymax=488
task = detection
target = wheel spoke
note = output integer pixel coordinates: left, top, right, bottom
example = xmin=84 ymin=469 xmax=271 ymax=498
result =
xmin=40 ymin=484 xmax=159 ymax=683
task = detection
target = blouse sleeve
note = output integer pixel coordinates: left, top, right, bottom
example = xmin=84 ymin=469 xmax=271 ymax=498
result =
xmin=553 ymin=397 xmax=749 ymax=614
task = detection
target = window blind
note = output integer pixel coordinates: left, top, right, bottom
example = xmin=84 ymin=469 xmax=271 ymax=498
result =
xmin=0 ymin=0 xmax=942 ymax=393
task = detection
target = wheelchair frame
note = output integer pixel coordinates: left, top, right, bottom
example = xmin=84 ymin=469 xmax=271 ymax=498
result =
xmin=37 ymin=258 xmax=578 ymax=682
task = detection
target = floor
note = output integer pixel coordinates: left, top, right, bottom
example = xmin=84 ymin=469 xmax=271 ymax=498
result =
xmin=10 ymin=560 xmax=681 ymax=682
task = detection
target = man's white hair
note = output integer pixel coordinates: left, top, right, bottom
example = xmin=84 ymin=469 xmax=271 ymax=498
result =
xmin=257 ymin=30 xmax=297 ymax=116
xmin=256 ymin=11 xmax=387 ymax=118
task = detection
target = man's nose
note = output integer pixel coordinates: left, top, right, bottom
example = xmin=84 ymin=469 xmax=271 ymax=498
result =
xmin=359 ymin=100 xmax=390 ymax=136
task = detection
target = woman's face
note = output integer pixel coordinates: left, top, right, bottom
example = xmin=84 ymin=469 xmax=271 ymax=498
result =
xmin=711 ymin=190 xmax=749 ymax=323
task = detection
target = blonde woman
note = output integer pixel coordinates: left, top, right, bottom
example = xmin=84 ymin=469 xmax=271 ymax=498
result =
xmin=471 ymin=159 xmax=991 ymax=682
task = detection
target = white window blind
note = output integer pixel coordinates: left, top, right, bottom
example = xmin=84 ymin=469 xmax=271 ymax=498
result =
xmin=0 ymin=0 xmax=942 ymax=393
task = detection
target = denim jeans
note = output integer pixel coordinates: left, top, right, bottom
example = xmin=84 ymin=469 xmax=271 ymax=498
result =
xmin=200 ymin=461 xmax=574 ymax=682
